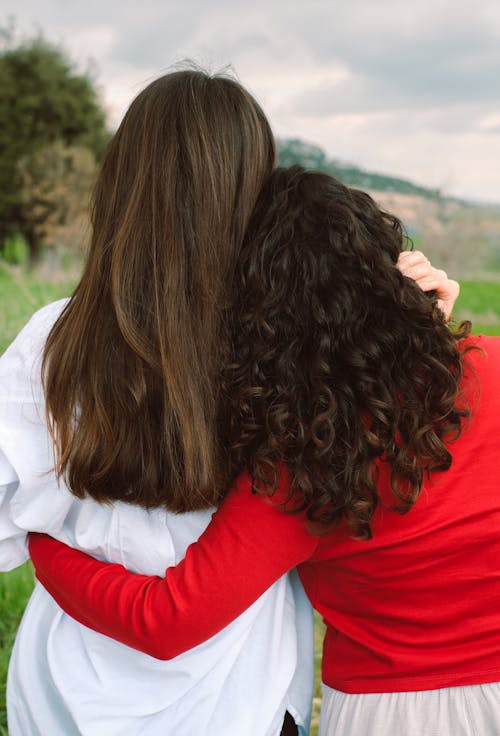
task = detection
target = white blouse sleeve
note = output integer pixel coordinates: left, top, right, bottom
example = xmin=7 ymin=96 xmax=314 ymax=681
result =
xmin=0 ymin=299 xmax=72 ymax=571
xmin=0 ymin=447 xmax=25 ymax=570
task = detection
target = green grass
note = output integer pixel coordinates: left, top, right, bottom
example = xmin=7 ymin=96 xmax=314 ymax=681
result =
xmin=0 ymin=564 xmax=35 ymax=734
xmin=0 ymin=259 xmax=78 ymax=353
xmin=454 ymin=281 xmax=500 ymax=335
xmin=1 ymin=269 xmax=499 ymax=735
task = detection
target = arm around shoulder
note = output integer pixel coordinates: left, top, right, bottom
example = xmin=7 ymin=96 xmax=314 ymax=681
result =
xmin=29 ymin=471 xmax=318 ymax=659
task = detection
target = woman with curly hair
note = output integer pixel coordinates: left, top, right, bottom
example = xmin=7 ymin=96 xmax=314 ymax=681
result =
xmin=26 ymin=164 xmax=495 ymax=736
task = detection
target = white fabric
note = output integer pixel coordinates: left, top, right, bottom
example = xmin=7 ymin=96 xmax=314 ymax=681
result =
xmin=0 ymin=301 xmax=314 ymax=736
xmin=319 ymin=682 xmax=500 ymax=735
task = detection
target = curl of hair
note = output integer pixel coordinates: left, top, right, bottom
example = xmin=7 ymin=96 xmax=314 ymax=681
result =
xmin=221 ymin=166 xmax=474 ymax=539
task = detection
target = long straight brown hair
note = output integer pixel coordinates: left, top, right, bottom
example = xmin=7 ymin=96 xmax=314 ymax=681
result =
xmin=42 ymin=69 xmax=276 ymax=511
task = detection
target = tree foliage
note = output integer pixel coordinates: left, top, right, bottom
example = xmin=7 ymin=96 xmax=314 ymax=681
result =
xmin=16 ymin=142 xmax=96 ymax=260
xmin=0 ymin=30 xmax=109 ymax=258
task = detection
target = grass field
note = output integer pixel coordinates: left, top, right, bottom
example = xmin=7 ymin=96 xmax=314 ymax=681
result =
xmin=0 ymin=565 xmax=34 ymax=735
xmin=454 ymin=280 xmax=500 ymax=334
xmin=0 ymin=260 xmax=78 ymax=354
xmin=1 ymin=262 xmax=499 ymax=734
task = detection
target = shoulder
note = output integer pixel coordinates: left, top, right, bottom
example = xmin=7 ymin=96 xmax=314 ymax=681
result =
xmin=0 ymin=299 xmax=70 ymax=398
xmin=462 ymin=334 xmax=500 ymax=370
xmin=474 ymin=334 xmax=500 ymax=354
xmin=2 ymin=299 xmax=69 ymax=363
xmin=18 ymin=298 xmax=70 ymax=345
xmin=458 ymin=335 xmax=500 ymax=413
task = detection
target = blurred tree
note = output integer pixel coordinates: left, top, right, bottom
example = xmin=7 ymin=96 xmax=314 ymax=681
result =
xmin=16 ymin=142 xmax=96 ymax=260
xmin=0 ymin=27 xmax=109 ymax=260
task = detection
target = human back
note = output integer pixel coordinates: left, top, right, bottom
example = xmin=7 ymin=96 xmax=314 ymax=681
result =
xmin=304 ymin=334 xmax=500 ymax=735
xmin=0 ymin=70 xmax=314 ymax=736
xmin=299 ymin=333 xmax=499 ymax=692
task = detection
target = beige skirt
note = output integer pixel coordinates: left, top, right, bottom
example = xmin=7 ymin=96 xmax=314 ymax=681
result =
xmin=319 ymin=682 xmax=500 ymax=735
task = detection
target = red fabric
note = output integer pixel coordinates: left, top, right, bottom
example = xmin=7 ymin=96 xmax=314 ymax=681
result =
xmin=299 ymin=334 xmax=500 ymax=692
xmin=29 ymin=335 xmax=500 ymax=693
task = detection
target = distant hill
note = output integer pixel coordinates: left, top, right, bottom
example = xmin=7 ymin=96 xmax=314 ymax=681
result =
xmin=277 ymin=138 xmax=439 ymax=200
xmin=277 ymin=138 xmax=500 ymax=281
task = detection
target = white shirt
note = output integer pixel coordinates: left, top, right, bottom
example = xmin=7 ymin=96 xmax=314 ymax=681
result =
xmin=0 ymin=301 xmax=313 ymax=736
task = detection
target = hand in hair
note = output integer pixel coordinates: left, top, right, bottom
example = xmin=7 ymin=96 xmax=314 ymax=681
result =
xmin=397 ymin=251 xmax=460 ymax=320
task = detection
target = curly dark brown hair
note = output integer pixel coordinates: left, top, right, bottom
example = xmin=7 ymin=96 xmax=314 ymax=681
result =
xmin=220 ymin=166 xmax=473 ymax=539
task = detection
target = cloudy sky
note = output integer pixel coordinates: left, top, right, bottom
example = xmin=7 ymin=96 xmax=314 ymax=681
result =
xmin=2 ymin=0 xmax=500 ymax=203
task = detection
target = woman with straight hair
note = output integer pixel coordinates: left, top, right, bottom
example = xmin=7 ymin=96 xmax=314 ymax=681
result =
xmin=28 ymin=167 xmax=500 ymax=736
xmin=0 ymin=69 xmax=455 ymax=734
xmin=0 ymin=70 xmax=314 ymax=736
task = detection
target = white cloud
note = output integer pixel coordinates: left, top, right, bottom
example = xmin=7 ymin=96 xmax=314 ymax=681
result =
xmin=2 ymin=0 xmax=500 ymax=201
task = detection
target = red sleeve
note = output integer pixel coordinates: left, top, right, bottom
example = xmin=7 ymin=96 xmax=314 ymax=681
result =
xmin=29 ymin=471 xmax=318 ymax=660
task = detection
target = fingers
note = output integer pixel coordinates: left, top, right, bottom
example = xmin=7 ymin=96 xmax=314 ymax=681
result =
xmin=397 ymin=251 xmax=438 ymax=290
xmin=397 ymin=250 xmax=429 ymax=267
xmin=437 ymin=279 xmax=460 ymax=320
xmin=397 ymin=251 xmax=460 ymax=320
xmin=411 ymin=268 xmax=448 ymax=290
xmin=397 ymin=251 xmax=432 ymax=280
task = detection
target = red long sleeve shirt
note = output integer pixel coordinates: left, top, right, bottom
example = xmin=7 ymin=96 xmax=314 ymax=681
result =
xmin=30 ymin=335 xmax=500 ymax=694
